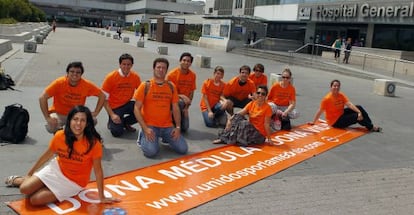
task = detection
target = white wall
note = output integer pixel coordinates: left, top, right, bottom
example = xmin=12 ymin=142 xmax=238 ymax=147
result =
xmin=254 ymin=4 xmax=299 ymax=21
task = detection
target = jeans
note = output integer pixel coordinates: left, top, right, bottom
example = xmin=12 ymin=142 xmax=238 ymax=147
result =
xmin=108 ymin=101 xmax=137 ymax=137
xmin=139 ymin=126 xmax=188 ymax=158
xmin=202 ymin=102 xmax=226 ymax=127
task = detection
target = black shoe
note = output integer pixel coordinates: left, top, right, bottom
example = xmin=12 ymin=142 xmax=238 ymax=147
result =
xmin=281 ymin=118 xmax=291 ymax=131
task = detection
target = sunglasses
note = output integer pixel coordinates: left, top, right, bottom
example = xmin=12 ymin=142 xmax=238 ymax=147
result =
xmin=282 ymin=76 xmax=290 ymax=79
xmin=256 ymin=91 xmax=266 ymax=96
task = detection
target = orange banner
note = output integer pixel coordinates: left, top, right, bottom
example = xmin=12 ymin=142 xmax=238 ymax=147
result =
xmin=7 ymin=122 xmax=367 ymax=215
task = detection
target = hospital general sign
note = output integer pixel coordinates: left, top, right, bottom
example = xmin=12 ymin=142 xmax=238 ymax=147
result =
xmin=299 ymin=1 xmax=414 ymax=22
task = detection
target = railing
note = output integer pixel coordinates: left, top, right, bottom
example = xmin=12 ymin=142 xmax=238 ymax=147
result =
xmin=289 ymin=43 xmax=414 ymax=80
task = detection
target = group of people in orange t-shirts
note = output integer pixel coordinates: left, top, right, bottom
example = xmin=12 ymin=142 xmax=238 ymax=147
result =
xmin=208 ymin=64 xmax=381 ymax=146
xmin=210 ymin=65 xmax=298 ymax=146
xmin=5 ymin=52 xmax=382 ymax=207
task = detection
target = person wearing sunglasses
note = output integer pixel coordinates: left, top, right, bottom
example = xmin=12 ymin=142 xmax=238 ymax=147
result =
xmin=268 ymin=68 xmax=299 ymax=131
xmin=249 ymin=63 xmax=268 ymax=87
xmin=213 ymin=85 xmax=272 ymax=146
xmin=310 ymin=79 xmax=381 ymax=132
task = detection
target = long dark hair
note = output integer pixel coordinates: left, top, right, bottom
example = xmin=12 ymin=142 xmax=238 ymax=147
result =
xmin=64 ymin=105 xmax=102 ymax=158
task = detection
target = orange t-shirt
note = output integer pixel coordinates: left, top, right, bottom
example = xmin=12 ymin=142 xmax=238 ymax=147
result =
xmin=223 ymin=77 xmax=256 ymax=101
xmin=200 ymin=79 xmax=225 ymax=111
xmin=268 ymin=82 xmax=296 ymax=106
xmin=249 ymin=73 xmax=268 ymax=87
xmin=166 ymin=67 xmax=196 ymax=98
xmin=102 ymin=69 xmax=141 ymax=109
xmin=45 ymin=76 xmax=102 ymax=115
xmin=320 ymin=92 xmax=349 ymax=125
xmin=133 ymin=79 xmax=179 ymax=127
xmin=245 ymin=101 xmax=272 ymax=136
xmin=49 ymin=130 xmax=102 ymax=187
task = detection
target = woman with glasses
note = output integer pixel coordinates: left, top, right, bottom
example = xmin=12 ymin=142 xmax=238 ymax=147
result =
xmin=267 ymin=68 xmax=299 ymax=131
xmin=212 ymin=85 xmax=272 ymax=146
xmin=310 ymin=79 xmax=382 ymax=132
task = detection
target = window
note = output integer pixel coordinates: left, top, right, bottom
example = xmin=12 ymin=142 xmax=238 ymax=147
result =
xmin=169 ymin=24 xmax=178 ymax=33
xmin=235 ymin=0 xmax=243 ymax=9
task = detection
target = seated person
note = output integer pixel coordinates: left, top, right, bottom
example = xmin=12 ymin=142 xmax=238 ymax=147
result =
xmin=267 ymin=68 xmax=299 ymax=130
xmin=223 ymin=65 xmax=256 ymax=115
xmin=200 ymin=66 xmax=230 ymax=127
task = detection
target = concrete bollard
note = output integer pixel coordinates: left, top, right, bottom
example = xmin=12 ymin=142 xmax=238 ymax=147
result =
xmin=137 ymin=40 xmax=144 ymax=48
xmin=106 ymin=33 xmax=111 ymax=37
xmin=269 ymin=73 xmax=294 ymax=86
xmin=195 ymin=55 xmax=211 ymax=68
xmin=24 ymin=40 xmax=37 ymax=53
xmin=113 ymin=34 xmax=119 ymax=40
xmin=101 ymin=31 xmax=105 ymax=36
xmin=157 ymin=46 xmax=168 ymax=55
xmin=123 ymin=37 xmax=130 ymax=43
xmin=35 ymin=34 xmax=44 ymax=44
xmin=39 ymin=31 xmax=47 ymax=39
xmin=373 ymin=79 xmax=396 ymax=97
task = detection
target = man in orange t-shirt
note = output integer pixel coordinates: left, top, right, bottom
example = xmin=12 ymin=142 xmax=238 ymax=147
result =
xmin=39 ymin=62 xmax=105 ymax=134
xmin=200 ymin=66 xmax=230 ymax=127
xmin=223 ymin=65 xmax=256 ymax=115
xmin=166 ymin=52 xmax=196 ymax=132
xmin=249 ymin=63 xmax=268 ymax=87
xmin=102 ymin=53 xmax=141 ymax=137
xmin=133 ymin=58 xmax=188 ymax=158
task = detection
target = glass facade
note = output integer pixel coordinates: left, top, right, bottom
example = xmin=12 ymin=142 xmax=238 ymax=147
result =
xmin=373 ymin=25 xmax=414 ymax=51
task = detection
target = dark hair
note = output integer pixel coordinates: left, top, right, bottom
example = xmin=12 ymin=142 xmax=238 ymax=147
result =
xmin=330 ymin=79 xmax=341 ymax=87
xmin=214 ymin=66 xmax=224 ymax=74
xmin=239 ymin=65 xmax=251 ymax=74
xmin=119 ymin=53 xmax=134 ymax=64
xmin=153 ymin=58 xmax=169 ymax=69
xmin=64 ymin=105 xmax=102 ymax=158
xmin=66 ymin=62 xmax=84 ymax=74
xmin=253 ymin=63 xmax=264 ymax=73
xmin=257 ymin=85 xmax=268 ymax=95
xmin=179 ymin=52 xmax=193 ymax=63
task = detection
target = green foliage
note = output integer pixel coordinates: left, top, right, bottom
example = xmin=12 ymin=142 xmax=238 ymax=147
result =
xmin=184 ymin=24 xmax=202 ymax=41
xmin=0 ymin=0 xmax=46 ymax=22
xmin=0 ymin=17 xmax=17 ymax=24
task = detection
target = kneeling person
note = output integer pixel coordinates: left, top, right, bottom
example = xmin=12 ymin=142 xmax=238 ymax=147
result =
xmin=133 ymin=58 xmax=188 ymax=158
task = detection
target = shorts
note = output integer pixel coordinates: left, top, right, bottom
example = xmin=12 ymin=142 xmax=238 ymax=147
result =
xmin=34 ymin=158 xmax=83 ymax=202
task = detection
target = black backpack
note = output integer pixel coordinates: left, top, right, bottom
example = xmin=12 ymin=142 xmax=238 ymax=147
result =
xmin=0 ymin=71 xmax=16 ymax=90
xmin=0 ymin=104 xmax=30 ymax=144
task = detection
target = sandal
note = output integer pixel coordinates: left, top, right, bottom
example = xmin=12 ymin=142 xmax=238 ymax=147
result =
xmin=371 ymin=126 xmax=382 ymax=132
xmin=5 ymin=175 xmax=23 ymax=187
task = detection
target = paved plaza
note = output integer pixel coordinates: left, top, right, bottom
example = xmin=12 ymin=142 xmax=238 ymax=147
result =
xmin=1 ymin=27 xmax=414 ymax=214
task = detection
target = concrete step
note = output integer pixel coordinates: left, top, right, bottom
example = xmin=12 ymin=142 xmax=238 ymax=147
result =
xmin=230 ymin=47 xmax=414 ymax=88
